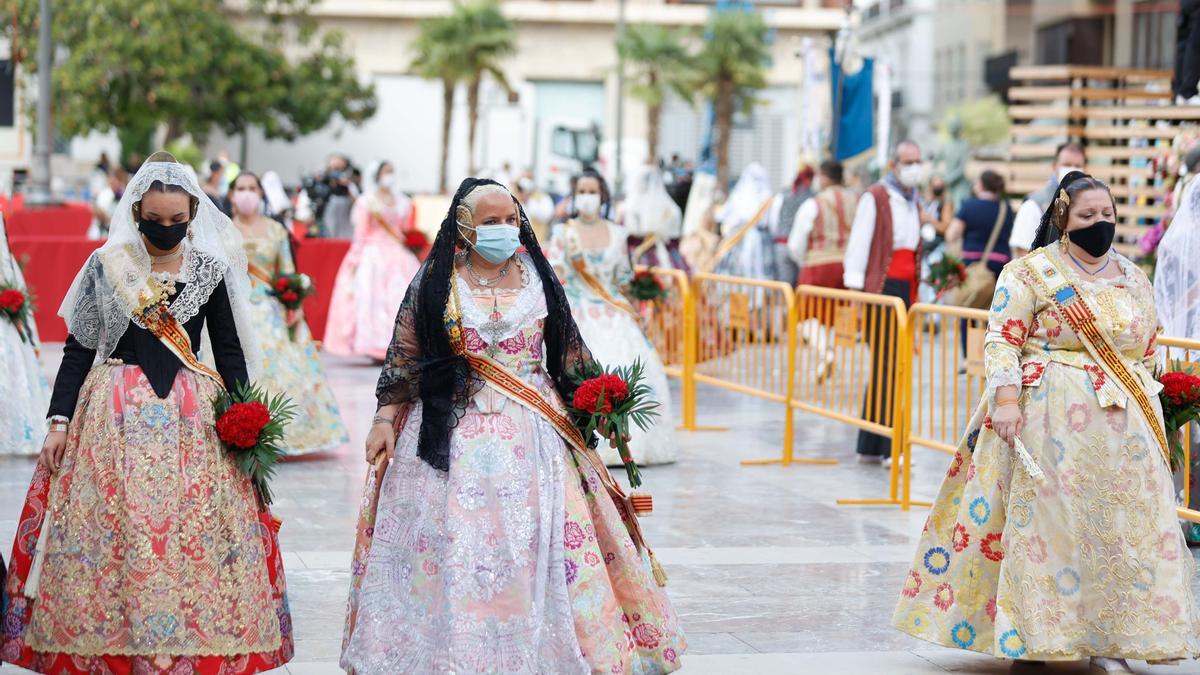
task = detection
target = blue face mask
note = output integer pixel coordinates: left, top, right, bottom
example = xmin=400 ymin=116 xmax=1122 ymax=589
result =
xmin=469 ymin=224 xmax=521 ymax=264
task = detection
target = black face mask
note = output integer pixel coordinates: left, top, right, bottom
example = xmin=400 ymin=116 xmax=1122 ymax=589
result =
xmin=931 ymin=187 xmax=945 ymax=197
xmin=138 ymin=219 xmax=189 ymax=251
xmin=1068 ymin=220 xmax=1116 ymax=258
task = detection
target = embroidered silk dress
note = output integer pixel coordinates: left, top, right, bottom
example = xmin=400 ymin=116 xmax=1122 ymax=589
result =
xmin=340 ymin=255 xmax=685 ymax=674
xmin=0 ymin=214 xmax=49 ymax=456
xmin=241 ymin=220 xmax=348 ymax=455
xmin=893 ymin=246 xmax=1200 ymax=662
xmin=325 ymin=191 xmax=422 ymax=360
xmin=1 ymin=251 xmax=293 ymax=674
xmin=546 ymin=221 xmax=678 ymax=467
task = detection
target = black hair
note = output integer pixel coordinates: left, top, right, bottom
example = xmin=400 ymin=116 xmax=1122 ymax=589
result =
xmin=374 ymin=161 xmax=393 ymax=184
xmin=819 ymin=160 xmax=844 ymax=185
xmin=1030 ymin=171 xmax=1115 ymax=250
xmin=572 ymin=169 xmax=611 ymax=216
xmin=1054 ymin=142 xmax=1087 ymax=164
xmin=227 ymin=171 xmax=264 ymax=198
xmin=979 ymin=170 xmax=1005 ymax=195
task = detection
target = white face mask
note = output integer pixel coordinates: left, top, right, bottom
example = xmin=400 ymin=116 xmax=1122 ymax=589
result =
xmin=1056 ymin=165 xmax=1083 ymax=183
xmin=898 ymin=164 xmax=923 ymax=189
xmin=378 ymin=173 xmax=396 ymax=189
xmin=575 ymin=193 xmax=602 ymax=217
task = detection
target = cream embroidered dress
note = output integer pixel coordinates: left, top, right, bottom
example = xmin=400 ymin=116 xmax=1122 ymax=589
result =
xmin=546 ymin=221 xmax=678 ymax=466
xmin=240 ymin=220 xmax=348 ymax=455
xmin=893 ymin=246 xmax=1200 ymax=661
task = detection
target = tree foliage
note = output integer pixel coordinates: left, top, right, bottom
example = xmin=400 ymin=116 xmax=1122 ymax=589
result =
xmin=618 ymin=24 xmax=694 ymax=163
xmin=1 ymin=0 xmax=377 ymax=159
xmin=692 ymin=9 xmax=771 ymax=188
xmin=940 ymin=96 xmax=1010 ymax=148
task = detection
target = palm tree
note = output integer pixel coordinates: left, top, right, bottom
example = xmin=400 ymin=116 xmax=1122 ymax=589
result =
xmin=411 ymin=15 xmax=468 ymax=194
xmin=693 ymin=9 xmax=770 ymax=189
xmin=454 ymin=0 xmax=517 ymax=176
xmin=617 ymin=24 xmax=694 ymax=165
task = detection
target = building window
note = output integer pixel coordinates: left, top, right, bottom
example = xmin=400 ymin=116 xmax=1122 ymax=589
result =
xmin=0 ymin=61 xmax=13 ymax=128
xmin=1036 ymin=17 xmax=1106 ymax=65
xmin=1132 ymin=0 xmax=1175 ymax=70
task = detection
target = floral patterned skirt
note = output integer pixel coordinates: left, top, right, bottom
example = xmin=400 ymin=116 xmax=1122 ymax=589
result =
xmin=1 ymin=364 xmax=293 ymax=674
xmin=894 ymin=362 xmax=1200 ymax=661
xmin=341 ymin=401 xmax=686 ymax=674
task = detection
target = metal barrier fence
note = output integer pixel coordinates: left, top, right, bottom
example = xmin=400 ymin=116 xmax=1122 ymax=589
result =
xmin=1157 ymin=335 xmax=1200 ymax=525
xmin=906 ymin=304 xmax=990 ymax=455
xmin=635 ymin=266 xmax=699 ymax=430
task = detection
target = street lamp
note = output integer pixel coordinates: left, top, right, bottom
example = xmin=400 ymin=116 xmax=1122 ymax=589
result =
xmin=26 ymin=0 xmax=56 ymax=207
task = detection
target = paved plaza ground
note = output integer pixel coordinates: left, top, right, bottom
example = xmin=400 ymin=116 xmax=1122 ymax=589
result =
xmin=3 ymin=347 xmax=1200 ymax=674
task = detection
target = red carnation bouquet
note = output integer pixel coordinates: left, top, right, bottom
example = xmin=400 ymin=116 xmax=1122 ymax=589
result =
xmin=269 ymin=273 xmax=314 ymax=340
xmin=404 ymin=229 xmax=430 ymax=258
xmin=1160 ymin=364 xmax=1200 ymax=472
xmin=0 ymin=282 xmax=35 ymax=344
xmin=567 ymin=360 xmax=661 ymax=488
xmin=214 ymin=382 xmax=297 ymax=507
xmin=626 ymin=270 xmax=667 ymax=302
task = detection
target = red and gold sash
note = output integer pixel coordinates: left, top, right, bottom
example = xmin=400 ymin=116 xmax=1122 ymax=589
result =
xmin=1025 ymin=249 xmax=1170 ymax=462
xmin=139 ymin=301 xmax=224 ymax=386
xmin=247 ymin=262 xmax=273 ymax=287
xmin=565 ymin=220 xmax=640 ymax=321
xmin=446 ymin=274 xmax=667 ymax=585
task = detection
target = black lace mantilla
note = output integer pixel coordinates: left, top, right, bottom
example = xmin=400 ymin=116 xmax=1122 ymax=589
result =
xmin=375 ymin=178 xmax=597 ymax=471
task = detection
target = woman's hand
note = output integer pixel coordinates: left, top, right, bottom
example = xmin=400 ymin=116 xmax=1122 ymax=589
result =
xmin=365 ymin=421 xmax=395 ymax=465
xmin=598 ymin=419 xmax=631 ymax=450
xmin=285 ymin=308 xmax=302 ymax=328
xmin=991 ymin=402 xmax=1024 ymax=447
xmin=39 ymin=430 xmax=68 ymax=473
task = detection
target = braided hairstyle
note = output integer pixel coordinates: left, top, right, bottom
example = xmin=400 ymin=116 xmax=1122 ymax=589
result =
xmin=408 ymin=177 xmax=594 ymax=471
xmin=1030 ymin=170 xmax=1116 ymax=250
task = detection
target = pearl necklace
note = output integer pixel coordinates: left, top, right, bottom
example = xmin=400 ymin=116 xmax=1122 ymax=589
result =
xmin=465 ymin=255 xmax=512 ymax=287
xmin=150 ymin=247 xmax=184 ymax=265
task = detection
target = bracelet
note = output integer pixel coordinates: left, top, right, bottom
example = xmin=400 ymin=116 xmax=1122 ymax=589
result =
xmin=48 ymin=423 xmax=68 ymax=433
xmin=995 ymin=397 xmax=1019 ymax=407
xmin=372 ymin=415 xmax=395 ymax=426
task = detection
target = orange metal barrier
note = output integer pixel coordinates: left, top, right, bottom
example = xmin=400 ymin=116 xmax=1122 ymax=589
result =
xmin=690 ymin=273 xmax=832 ymax=462
xmin=635 ymin=266 xmax=700 ymax=430
xmin=1157 ymin=335 xmax=1200 ymax=525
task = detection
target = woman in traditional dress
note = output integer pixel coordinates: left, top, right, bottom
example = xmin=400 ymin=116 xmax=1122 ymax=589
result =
xmin=624 ymin=164 xmax=688 ymax=271
xmin=1 ymin=153 xmax=293 ymax=674
xmin=0 ymin=213 xmax=50 ymax=455
xmin=325 ymin=160 xmax=422 ymax=361
xmin=893 ymin=172 xmax=1200 ymax=672
xmin=546 ymin=170 xmax=678 ymax=467
xmin=341 ymin=178 xmax=685 ymax=674
xmin=229 ymin=171 xmax=348 ymax=455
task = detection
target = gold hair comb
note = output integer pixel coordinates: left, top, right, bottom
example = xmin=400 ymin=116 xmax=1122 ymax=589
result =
xmin=1058 ymin=188 xmax=1070 ymax=207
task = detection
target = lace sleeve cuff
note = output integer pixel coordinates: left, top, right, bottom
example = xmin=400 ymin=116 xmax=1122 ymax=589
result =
xmin=985 ymin=366 xmax=1022 ymax=410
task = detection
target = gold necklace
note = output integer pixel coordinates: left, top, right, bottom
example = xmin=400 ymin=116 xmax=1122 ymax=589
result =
xmin=150 ymin=247 xmax=184 ymax=264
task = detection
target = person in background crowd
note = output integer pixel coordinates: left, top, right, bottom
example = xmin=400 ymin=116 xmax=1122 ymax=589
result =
xmin=945 ymin=169 xmax=1014 ymax=355
xmin=1177 ymin=0 xmax=1200 ymax=105
xmin=87 ymin=152 xmax=112 ymax=201
xmin=88 ymin=167 xmax=129 ymax=239
xmin=787 ymin=159 xmax=856 ymax=379
xmin=227 ymin=171 xmax=348 ymax=455
xmin=624 ymin=163 xmax=688 ymax=270
xmin=896 ymin=172 xmax=1200 ymax=672
xmin=260 ymin=170 xmax=294 ymax=225
xmin=310 ymin=154 xmax=360 ymax=239
xmin=767 ymin=165 xmax=815 ymax=285
xmin=546 ymin=169 xmax=678 ymax=467
xmin=0 ymin=212 xmax=49 ymax=456
xmin=926 ymin=175 xmax=954 ymax=238
xmin=712 ymin=162 xmax=778 ymax=280
xmin=1009 ymin=142 xmax=1086 ymax=258
xmin=844 ymin=140 xmax=930 ymax=464
xmin=203 ymin=160 xmax=228 ymax=213
xmin=325 ymin=160 xmax=422 ymax=361
xmin=513 ymin=170 xmax=555 ymax=242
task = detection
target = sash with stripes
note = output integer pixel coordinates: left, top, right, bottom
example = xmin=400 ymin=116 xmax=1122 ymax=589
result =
xmin=564 ymin=221 xmax=641 ymax=321
xmin=247 ymin=262 xmax=274 ymax=287
xmin=445 ymin=274 xmax=663 ymax=574
xmin=139 ymin=300 xmax=224 ymax=386
xmin=1024 ymin=249 xmax=1170 ymax=463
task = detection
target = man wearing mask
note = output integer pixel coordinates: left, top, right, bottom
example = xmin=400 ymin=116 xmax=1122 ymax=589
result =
xmin=1008 ymin=142 xmax=1086 ymax=258
xmin=843 ymin=140 xmax=929 ymax=464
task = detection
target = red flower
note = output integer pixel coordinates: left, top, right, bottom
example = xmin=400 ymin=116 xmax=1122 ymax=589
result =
xmin=274 ymin=277 xmax=291 ymax=292
xmin=572 ymin=374 xmax=630 ymax=414
xmin=281 ymin=291 xmax=299 ymax=304
xmin=405 ymin=230 xmax=429 ymax=250
xmin=0 ymin=289 xmax=25 ymax=313
xmin=631 ymin=622 xmax=663 ymax=650
xmin=1161 ymin=372 xmax=1200 ymax=407
xmin=952 ymin=523 xmax=971 ymax=552
xmin=1144 ymin=334 xmax=1157 ymax=359
xmin=1021 ymin=362 xmax=1045 ymax=386
xmin=1001 ymin=319 xmax=1027 ymax=347
xmin=216 ymin=401 xmax=271 ymax=449
xmin=980 ymin=532 xmax=1004 ymax=562
xmin=1083 ymin=365 xmax=1107 ymax=392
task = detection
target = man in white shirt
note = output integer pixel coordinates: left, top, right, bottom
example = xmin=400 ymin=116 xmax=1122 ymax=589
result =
xmin=1008 ymin=142 xmax=1087 ymax=258
xmin=843 ymin=140 xmax=930 ymax=463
